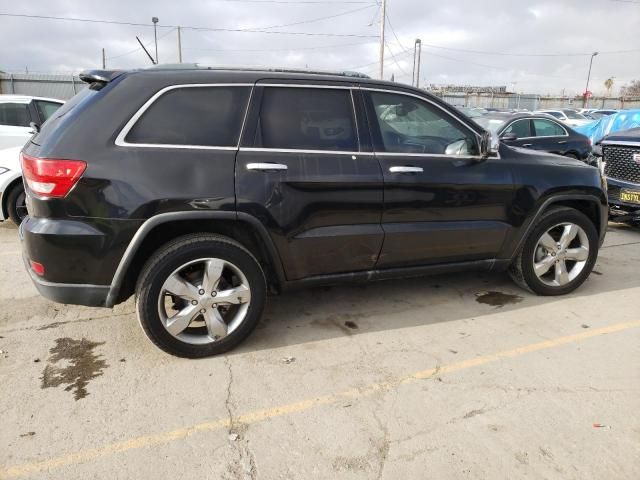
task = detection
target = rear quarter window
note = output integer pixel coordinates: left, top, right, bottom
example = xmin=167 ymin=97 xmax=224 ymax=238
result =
xmin=0 ymin=103 xmax=31 ymax=127
xmin=125 ymin=86 xmax=251 ymax=147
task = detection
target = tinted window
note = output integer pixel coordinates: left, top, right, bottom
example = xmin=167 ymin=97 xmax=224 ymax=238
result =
xmin=0 ymin=103 xmax=31 ymax=127
xmin=34 ymin=101 xmax=62 ymax=122
xmin=533 ymin=119 xmax=565 ymax=137
xmin=369 ymin=91 xmax=477 ymax=155
xmin=256 ymin=87 xmax=357 ymax=151
xmin=504 ymin=119 xmax=532 ymax=138
xmin=126 ymin=86 xmax=251 ymax=146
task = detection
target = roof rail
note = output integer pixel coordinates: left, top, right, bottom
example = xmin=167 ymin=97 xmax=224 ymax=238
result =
xmin=144 ymin=63 xmax=371 ymax=79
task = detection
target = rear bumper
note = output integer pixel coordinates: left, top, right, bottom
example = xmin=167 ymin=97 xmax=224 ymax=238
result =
xmin=23 ymin=254 xmax=109 ymax=306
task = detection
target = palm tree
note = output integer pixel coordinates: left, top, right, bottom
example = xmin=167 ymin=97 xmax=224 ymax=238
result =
xmin=604 ymin=78 xmax=614 ymax=97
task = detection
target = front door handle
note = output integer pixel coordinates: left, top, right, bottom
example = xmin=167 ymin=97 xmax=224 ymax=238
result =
xmin=521 ymin=143 xmax=533 ymax=148
xmin=557 ymin=140 xmax=567 ymax=144
xmin=246 ymin=163 xmax=288 ymax=171
xmin=389 ymin=166 xmax=423 ymax=173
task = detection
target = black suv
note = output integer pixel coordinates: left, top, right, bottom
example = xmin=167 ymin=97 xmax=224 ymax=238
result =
xmin=20 ymin=67 xmax=607 ymax=357
xmin=599 ymin=127 xmax=640 ymax=225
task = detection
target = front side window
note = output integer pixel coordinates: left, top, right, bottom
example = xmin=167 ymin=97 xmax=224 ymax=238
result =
xmin=368 ymin=91 xmax=477 ymax=155
xmin=255 ymin=87 xmax=358 ymax=151
xmin=34 ymin=101 xmax=63 ymax=123
xmin=0 ymin=103 xmax=31 ymax=127
xmin=504 ymin=119 xmax=532 ymax=138
xmin=126 ymin=86 xmax=251 ymax=147
xmin=533 ymin=119 xmax=565 ymax=137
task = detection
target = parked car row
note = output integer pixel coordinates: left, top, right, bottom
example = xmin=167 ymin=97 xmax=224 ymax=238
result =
xmin=0 ymin=95 xmax=65 ymax=225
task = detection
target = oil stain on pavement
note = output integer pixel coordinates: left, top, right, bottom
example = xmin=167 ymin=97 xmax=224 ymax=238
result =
xmin=475 ymin=291 xmax=523 ymax=308
xmin=41 ymin=338 xmax=108 ymax=400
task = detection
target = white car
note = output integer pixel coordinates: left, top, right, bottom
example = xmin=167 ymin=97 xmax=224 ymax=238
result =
xmin=535 ymin=109 xmax=593 ymax=127
xmin=0 ymin=95 xmax=64 ymax=150
xmin=0 ymin=146 xmax=26 ymax=225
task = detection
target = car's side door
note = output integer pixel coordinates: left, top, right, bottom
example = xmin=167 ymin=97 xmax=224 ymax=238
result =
xmin=500 ymin=118 xmax=535 ymax=149
xmin=236 ymin=83 xmax=384 ymax=281
xmin=530 ymin=118 xmax=570 ymax=155
xmin=363 ymin=88 xmax=514 ymax=268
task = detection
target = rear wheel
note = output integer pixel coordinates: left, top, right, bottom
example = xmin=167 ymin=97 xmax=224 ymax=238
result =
xmin=6 ymin=182 xmax=28 ymax=226
xmin=136 ymin=234 xmax=266 ymax=358
xmin=509 ymin=207 xmax=599 ymax=295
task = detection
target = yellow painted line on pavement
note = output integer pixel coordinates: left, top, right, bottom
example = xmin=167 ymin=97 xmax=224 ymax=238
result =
xmin=3 ymin=319 xmax=640 ymax=478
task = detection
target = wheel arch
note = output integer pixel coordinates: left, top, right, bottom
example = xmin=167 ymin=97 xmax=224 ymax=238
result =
xmin=106 ymin=211 xmax=285 ymax=307
xmin=502 ymin=194 xmax=605 ymax=260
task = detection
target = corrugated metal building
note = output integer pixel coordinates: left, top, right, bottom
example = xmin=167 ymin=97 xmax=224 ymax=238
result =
xmin=0 ymin=73 xmax=85 ymax=100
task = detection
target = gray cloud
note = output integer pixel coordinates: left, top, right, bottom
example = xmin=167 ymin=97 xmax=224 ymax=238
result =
xmin=1 ymin=0 xmax=639 ymax=95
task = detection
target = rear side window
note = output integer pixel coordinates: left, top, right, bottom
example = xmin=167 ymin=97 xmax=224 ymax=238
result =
xmin=34 ymin=101 xmax=63 ymax=123
xmin=255 ymin=87 xmax=358 ymax=151
xmin=126 ymin=86 xmax=251 ymax=147
xmin=0 ymin=103 xmax=31 ymax=127
xmin=533 ymin=119 xmax=565 ymax=137
xmin=504 ymin=119 xmax=532 ymax=138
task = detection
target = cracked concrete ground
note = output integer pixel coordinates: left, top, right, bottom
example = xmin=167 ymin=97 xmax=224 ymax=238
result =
xmin=1 ymin=220 xmax=639 ymax=479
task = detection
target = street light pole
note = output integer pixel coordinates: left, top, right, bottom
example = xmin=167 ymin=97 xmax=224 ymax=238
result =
xmin=378 ymin=0 xmax=386 ymax=80
xmin=415 ymin=39 xmax=422 ymax=88
xmin=584 ymin=51 xmax=598 ymax=108
xmin=152 ymin=17 xmax=159 ymax=64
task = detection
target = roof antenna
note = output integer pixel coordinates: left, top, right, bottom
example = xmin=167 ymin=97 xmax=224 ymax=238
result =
xmin=136 ymin=36 xmax=157 ymax=65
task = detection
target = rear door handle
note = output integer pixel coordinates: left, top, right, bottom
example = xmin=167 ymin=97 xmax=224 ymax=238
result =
xmin=389 ymin=166 xmax=423 ymax=173
xmin=522 ymin=143 xmax=533 ymax=148
xmin=557 ymin=140 xmax=567 ymax=144
xmin=246 ymin=163 xmax=288 ymax=171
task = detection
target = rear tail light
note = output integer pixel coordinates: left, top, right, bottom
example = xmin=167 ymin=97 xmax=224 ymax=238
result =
xmin=20 ymin=153 xmax=86 ymax=198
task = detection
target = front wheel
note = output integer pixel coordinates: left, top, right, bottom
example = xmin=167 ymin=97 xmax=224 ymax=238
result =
xmin=136 ymin=234 xmax=266 ymax=358
xmin=509 ymin=207 xmax=599 ymax=296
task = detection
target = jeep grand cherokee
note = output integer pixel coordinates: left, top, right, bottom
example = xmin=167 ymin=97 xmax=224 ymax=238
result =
xmin=20 ymin=66 xmax=607 ymax=357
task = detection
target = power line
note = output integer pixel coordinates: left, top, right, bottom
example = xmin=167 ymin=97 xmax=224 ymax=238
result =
xmin=208 ymin=0 xmax=377 ymax=3
xmin=184 ymin=40 xmax=372 ymax=53
xmin=250 ymin=4 xmax=375 ymax=30
xmin=0 ymin=12 xmax=378 ymax=38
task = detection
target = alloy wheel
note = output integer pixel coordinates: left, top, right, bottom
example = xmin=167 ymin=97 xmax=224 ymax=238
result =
xmin=157 ymin=258 xmax=251 ymax=345
xmin=532 ymin=222 xmax=589 ymax=287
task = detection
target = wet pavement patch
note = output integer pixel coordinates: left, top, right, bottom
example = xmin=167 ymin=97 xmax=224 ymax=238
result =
xmin=41 ymin=337 xmax=108 ymax=401
xmin=475 ymin=291 xmax=523 ymax=308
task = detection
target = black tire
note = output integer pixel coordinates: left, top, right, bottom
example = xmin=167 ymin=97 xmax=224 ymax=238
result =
xmin=135 ymin=234 xmax=266 ymax=358
xmin=509 ymin=207 xmax=599 ymax=296
xmin=6 ymin=181 xmax=27 ymax=226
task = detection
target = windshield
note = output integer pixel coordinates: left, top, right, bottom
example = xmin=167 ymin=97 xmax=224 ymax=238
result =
xmin=563 ymin=109 xmax=587 ymax=120
xmin=474 ymin=116 xmax=507 ymax=134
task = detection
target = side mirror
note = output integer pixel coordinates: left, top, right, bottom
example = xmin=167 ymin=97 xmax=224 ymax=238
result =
xmin=500 ymin=132 xmax=518 ymax=142
xmin=480 ymin=131 xmax=500 ymax=158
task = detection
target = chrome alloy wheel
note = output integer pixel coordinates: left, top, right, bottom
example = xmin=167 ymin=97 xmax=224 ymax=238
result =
xmin=157 ymin=258 xmax=251 ymax=345
xmin=532 ymin=222 xmax=590 ymax=287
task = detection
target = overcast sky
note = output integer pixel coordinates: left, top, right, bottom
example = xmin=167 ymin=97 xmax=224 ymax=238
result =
xmin=1 ymin=0 xmax=639 ymax=95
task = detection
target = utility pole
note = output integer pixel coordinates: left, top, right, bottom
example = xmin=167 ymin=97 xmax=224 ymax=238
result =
xmin=414 ymin=39 xmax=422 ymax=88
xmin=102 ymin=48 xmax=106 ymax=69
xmin=152 ymin=17 xmax=159 ymax=64
xmin=378 ymin=0 xmax=386 ymax=80
xmin=177 ymin=27 xmax=183 ymax=63
xmin=583 ymin=51 xmax=598 ymax=108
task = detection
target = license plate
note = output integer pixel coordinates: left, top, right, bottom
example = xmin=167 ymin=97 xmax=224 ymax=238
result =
xmin=620 ymin=189 xmax=640 ymax=204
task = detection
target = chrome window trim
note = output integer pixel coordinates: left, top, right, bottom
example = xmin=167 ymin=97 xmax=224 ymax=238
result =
xmin=252 ymin=83 xmax=361 ymax=153
xmin=240 ymin=147 xmax=371 ymax=155
xmin=114 ymin=83 xmax=254 ymax=150
xmin=360 ymin=86 xmax=485 ymax=158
